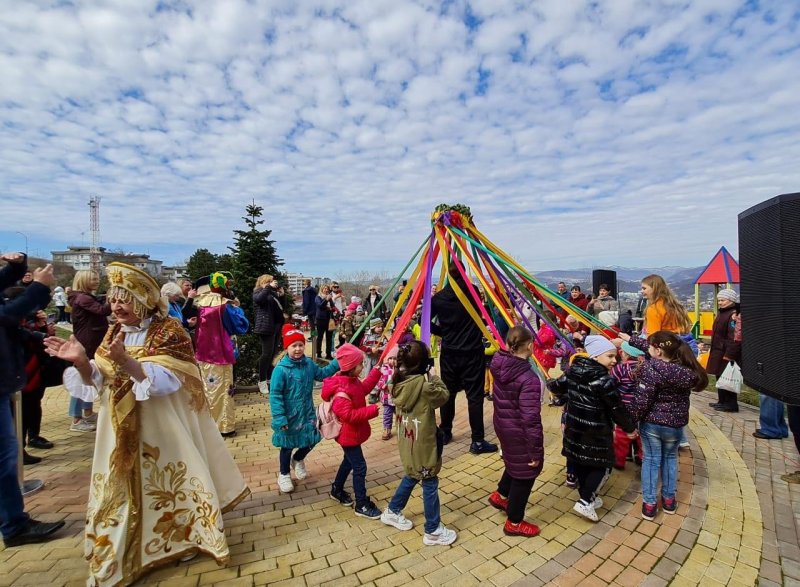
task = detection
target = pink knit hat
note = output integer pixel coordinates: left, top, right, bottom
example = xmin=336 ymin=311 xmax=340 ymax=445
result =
xmin=336 ymin=343 xmax=364 ymax=372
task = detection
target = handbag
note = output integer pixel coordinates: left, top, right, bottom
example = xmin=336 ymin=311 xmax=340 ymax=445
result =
xmin=716 ymin=361 xmax=742 ymax=394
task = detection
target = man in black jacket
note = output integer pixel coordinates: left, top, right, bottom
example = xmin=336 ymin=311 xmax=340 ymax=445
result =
xmin=0 ymin=252 xmax=64 ymax=547
xmin=431 ymin=267 xmax=497 ymax=454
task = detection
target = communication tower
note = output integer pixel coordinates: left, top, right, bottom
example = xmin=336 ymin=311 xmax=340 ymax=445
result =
xmin=89 ymin=196 xmax=101 ymax=273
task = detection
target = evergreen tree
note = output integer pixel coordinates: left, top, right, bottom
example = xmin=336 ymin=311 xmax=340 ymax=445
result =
xmin=186 ymin=248 xmax=221 ymax=281
xmin=229 ymin=202 xmax=292 ymax=384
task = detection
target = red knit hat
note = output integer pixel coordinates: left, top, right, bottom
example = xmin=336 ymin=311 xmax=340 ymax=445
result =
xmin=282 ymin=326 xmax=305 ymax=349
xmin=336 ymin=343 xmax=364 ymax=372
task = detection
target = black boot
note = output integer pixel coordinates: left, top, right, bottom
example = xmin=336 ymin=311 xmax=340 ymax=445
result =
xmin=23 ymin=451 xmax=42 ymax=465
xmin=3 ymin=519 xmax=65 ymax=547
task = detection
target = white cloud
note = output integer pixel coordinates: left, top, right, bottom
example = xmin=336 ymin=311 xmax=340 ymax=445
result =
xmin=1 ymin=0 xmax=799 ymax=277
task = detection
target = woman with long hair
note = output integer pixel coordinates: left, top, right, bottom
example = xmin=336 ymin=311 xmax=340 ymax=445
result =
xmin=67 ymin=270 xmax=111 ymax=432
xmin=314 ymin=284 xmax=336 ymax=360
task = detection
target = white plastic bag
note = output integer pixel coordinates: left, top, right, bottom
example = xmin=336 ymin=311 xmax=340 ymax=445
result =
xmin=716 ymin=362 xmax=742 ymax=394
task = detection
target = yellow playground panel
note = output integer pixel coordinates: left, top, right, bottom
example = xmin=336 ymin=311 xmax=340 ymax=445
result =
xmin=688 ymin=311 xmax=715 ymax=338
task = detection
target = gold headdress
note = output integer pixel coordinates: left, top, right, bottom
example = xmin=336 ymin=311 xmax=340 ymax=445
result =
xmin=106 ymin=262 xmax=168 ymax=320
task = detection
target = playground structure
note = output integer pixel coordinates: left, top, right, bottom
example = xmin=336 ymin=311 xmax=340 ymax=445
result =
xmin=349 ymin=204 xmax=612 ymax=371
xmin=692 ymin=246 xmax=740 ymax=337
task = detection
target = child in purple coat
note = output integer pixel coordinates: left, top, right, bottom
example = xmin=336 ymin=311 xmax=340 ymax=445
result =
xmin=487 ymin=326 xmax=543 ymax=537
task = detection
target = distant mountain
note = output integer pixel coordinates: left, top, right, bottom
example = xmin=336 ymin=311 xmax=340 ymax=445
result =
xmin=532 ymin=266 xmax=709 ymax=299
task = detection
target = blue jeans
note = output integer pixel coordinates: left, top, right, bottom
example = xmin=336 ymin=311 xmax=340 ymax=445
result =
xmin=68 ymin=396 xmax=93 ymax=419
xmin=388 ymin=476 xmax=441 ymax=533
xmin=0 ymin=396 xmax=29 ymax=539
xmin=759 ymin=394 xmax=788 ymax=438
xmin=333 ymin=445 xmax=368 ymax=506
xmin=640 ymin=422 xmax=681 ymax=505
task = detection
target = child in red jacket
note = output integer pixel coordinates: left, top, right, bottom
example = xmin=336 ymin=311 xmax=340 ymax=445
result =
xmin=321 ymin=343 xmax=383 ymax=519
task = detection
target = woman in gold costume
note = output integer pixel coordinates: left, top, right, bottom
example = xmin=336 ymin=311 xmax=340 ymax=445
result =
xmin=45 ymin=262 xmax=249 ymax=587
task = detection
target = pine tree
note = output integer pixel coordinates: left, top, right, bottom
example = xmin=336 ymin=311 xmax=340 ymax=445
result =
xmin=186 ymin=248 xmax=221 ymax=281
xmin=229 ymin=202 xmax=291 ymax=384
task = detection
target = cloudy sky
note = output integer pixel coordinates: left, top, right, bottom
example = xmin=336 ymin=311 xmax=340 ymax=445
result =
xmin=1 ymin=1 xmax=799 ymax=277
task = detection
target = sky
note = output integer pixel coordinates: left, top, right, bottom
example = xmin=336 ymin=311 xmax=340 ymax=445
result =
xmin=2 ymin=1 xmax=799 ymax=278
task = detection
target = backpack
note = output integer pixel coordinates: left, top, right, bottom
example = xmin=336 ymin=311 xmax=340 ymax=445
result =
xmin=317 ymin=392 xmax=350 ymax=439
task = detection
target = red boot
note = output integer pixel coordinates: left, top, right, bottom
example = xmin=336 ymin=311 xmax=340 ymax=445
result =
xmin=488 ymin=491 xmax=509 ymax=512
xmin=503 ymin=519 xmax=540 ymax=537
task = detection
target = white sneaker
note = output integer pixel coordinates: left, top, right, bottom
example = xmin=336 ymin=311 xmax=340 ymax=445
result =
xmin=573 ymin=500 xmax=599 ymax=522
xmin=83 ymin=413 xmax=98 ymax=424
xmin=679 ymin=441 xmax=690 ymax=449
xmin=423 ymin=523 xmax=457 ymax=546
xmin=592 ymin=496 xmax=604 ymax=510
xmin=277 ymin=473 xmax=294 ymax=493
xmin=291 ymin=458 xmax=307 ymax=480
xmin=70 ymin=420 xmax=96 ymax=432
xmin=258 ymin=381 xmax=269 ymax=395
xmin=381 ymin=508 xmax=413 ymax=531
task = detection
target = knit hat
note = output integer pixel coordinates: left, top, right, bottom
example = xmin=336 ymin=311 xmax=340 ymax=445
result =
xmin=621 ymin=341 xmax=645 ymax=358
xmin=356 ymin=305 xmax=364 ymax=313
xmin=369 ymin=317 xmax=383 ymax=329
xmin=584 ymin=335 xmax=617 ymax=359
xmin=336 ymin=343 xmax=364 ymax=372
xmin=350 ymin=296 xmax=361 ymax=305
xmin=282 ymin=327 xmax=305 ymax=349
xmin=717 ymin=288 xmax=739 ymax=303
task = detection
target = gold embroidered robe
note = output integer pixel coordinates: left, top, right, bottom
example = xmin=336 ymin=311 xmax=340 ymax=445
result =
xmin=64 ymin=317 xmax=249 ymax=587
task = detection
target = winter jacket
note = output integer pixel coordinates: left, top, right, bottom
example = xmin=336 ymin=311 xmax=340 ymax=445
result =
xmin=610 ymin=360 xmax=640 ymax=406
xmin=706 ymin=306 xmax=741 ymax=377
xmin=315 ymin=295 xmax=335 ymax=323
xmin=626 ymin=336 xmax=698 ymax=428
xmin=491 ymin=351 xmax=544 ymax=479
xmin=533 ymin=325 xmax=557 ymax=370
xmin=320 ymin=368 xmax=381 ymax=447
xmin=430 ymin=277 xmax=484 ymax=352
xmin=302 ymin=285 xmax=317 ymax=321
xmin=548 ymin=356 xmax=636 ymax=468
xmin=53 ymin=286 xmax=67 ymax=307
xmin=588 ymin=295 xmax=619 ymax=317
xmin=363 ymin=292 xmax=386 ymax=321
xmin=252 ymin=286 xmax=284 ymax=335
xmin=68 ymin=290 xmax=111 ymax=359
xmin=0 ymin=257 xmax=51 ymax=397
xmin=269 ymin=354 xmax=340 ymax=448
xmin=392 ymin=374 xmax=449 ymax=480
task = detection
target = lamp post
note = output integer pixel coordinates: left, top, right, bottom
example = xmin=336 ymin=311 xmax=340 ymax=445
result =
xmin=14 ymin=231 xmax=28 ymax=255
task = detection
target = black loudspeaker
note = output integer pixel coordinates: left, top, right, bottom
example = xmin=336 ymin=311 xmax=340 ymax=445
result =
xmin=738 ymin=192 xmax=800 ymax=404
xmin=592 ymin=269 xmax=617 ymax=299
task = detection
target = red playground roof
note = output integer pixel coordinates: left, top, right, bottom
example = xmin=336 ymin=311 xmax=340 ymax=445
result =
xmin=695 ymin=246 xmax=740 ymax=284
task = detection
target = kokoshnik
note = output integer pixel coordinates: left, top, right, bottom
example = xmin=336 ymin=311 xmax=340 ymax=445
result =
xmin=55 ymin=262 xmax=249 ymax=587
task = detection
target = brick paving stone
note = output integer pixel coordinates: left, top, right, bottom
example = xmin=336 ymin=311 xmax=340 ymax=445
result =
xmin=6 ymin=385 xmax=796 ymax=587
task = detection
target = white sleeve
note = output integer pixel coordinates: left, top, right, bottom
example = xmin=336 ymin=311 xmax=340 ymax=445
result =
xmin=63 ymin=362 xmax=104 ymax=402
xmin=131 ymin=362 xmax=183 ymax=401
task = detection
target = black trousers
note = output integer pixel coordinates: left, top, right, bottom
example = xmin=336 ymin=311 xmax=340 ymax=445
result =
xmin=439 ymin=347 xmax=486 ymax=442
xmin=497 ymin=470 xmax=537 ymax=523
xmin=258 ymin=331 xmax=282 ymax=383
xmin=21 ymin=386 xmax=45 ymax=442
xmin=716 ymin=388 xmax=738 ymax=408
xmin=315 ymin=320 xmax=334 ymax=359
xmin=788 ymin=404 xmax=800 ymax=455
xmin=573 ymin=463 xmax=610 ymax=503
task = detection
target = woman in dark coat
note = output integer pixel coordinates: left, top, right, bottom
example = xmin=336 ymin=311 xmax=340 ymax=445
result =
xmin=706 ymin=288 xmax=741 ymax=412
xmin=487 ymin=326 xmax=543 ymax=537
xmin=314 ymin=285 xmax=335 ymax=360
xmin=253 ymin=274 xmax=285 ymax=395
xmin=67 ymin=270 xmax=110 ymax=432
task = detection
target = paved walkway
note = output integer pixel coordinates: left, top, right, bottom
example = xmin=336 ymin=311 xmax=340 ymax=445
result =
xmin=1 ymin=383 xmax=798 ymax=586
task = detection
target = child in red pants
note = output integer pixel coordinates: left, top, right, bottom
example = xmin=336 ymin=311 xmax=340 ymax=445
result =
xmin=611 ymin=342 xmax=645 ymax=469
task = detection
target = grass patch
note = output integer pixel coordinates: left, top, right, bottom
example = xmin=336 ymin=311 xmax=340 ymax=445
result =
xmin=54 ymin=325 xmax=72 ymax=339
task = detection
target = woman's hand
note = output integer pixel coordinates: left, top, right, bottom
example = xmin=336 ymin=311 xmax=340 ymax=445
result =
xmin=617 ymin=332 xmax=631 ymax=342
xmin=44 ymin=335 xmax=88 ymax=365
xmin=108 ymin=332 xmax=128 ymax=364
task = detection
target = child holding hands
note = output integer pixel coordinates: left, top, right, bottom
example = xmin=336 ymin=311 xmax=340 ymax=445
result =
xmin=380 ymin=340 xmax=456 ymax=545
xmin=270 ymin=328 xmax=340 ymax=494
xmin=321 ymin=343 xmax=383 ymax=518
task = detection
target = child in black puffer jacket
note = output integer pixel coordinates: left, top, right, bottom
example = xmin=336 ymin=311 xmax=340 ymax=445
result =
xmin=548 ymin=336 xmax=636 ymax=522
